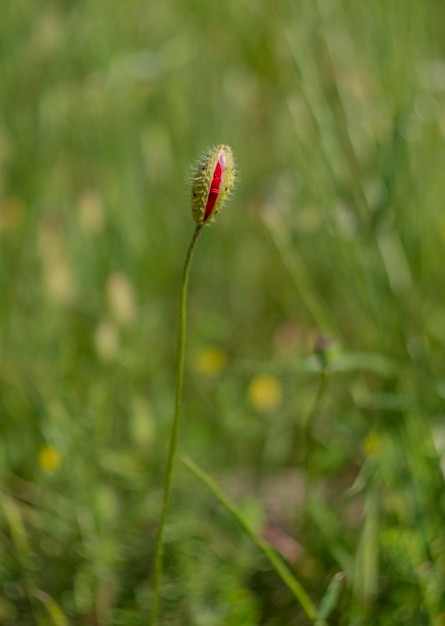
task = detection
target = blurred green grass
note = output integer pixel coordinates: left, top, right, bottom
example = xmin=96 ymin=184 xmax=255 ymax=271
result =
xmin=1 ymin=0 xmax=445 ymax=624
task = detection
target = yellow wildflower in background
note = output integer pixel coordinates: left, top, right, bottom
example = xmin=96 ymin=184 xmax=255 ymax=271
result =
xmin=248 ymin=374 xmax=283 ymax=412
xmin=39 ymin=445 xmax=62 ymax=473
xmin=362 ymin=432 xmax=382 ymax=457
xmin=195 ymin=348 xmax=227 ymax=377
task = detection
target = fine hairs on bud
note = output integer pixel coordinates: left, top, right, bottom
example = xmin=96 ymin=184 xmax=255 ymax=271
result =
xmin=191 ymin=145 xmax=236 ymax=224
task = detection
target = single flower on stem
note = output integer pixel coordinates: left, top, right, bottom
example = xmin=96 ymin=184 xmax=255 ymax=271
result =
xmin=150 ymin=144 xmax=236 ymax=625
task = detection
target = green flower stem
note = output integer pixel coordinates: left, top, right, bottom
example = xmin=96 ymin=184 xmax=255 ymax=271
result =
xmin=182 ymin=455 xmax=322 ymax=624
xmin=150 ymin=224 xmax=203 ymax=625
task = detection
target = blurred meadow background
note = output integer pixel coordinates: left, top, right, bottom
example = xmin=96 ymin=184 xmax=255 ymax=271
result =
xmin=1 ymin=0 xmax=445 ymax=624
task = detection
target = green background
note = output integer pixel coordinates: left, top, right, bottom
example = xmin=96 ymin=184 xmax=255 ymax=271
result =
xmin=1 ymin=0 xmax=445 ymax=624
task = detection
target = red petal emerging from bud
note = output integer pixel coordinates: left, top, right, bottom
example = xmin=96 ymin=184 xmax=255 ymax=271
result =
xmin=191 ymin=145 xmax=235 ymax=224
xmin=204 ymin=159 xmax=223 ymax=221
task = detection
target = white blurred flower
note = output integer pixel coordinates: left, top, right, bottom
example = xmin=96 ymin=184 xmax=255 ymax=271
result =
xmin=106 ymin=272 xmax=136 ymax=327
xmin=94 ymin=320 xmax=119 ymax=361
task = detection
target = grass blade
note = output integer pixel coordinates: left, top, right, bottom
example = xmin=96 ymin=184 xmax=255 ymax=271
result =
xmin=182 ymin=455 xmax=320 ymax=623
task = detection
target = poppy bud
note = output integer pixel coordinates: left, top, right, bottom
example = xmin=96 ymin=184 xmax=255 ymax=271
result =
xmin=191 ymin=145 xmax=236 ymax=224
